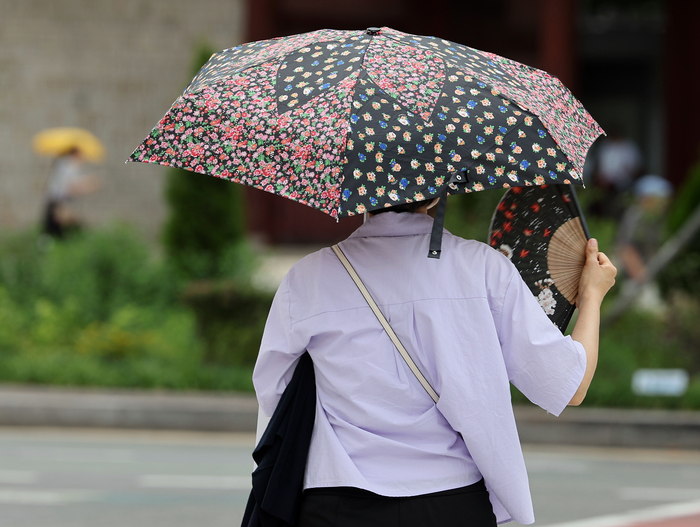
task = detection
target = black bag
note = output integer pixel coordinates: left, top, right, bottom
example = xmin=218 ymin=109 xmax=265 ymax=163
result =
xmin=242 ymin=352 xmax=316 ymax=527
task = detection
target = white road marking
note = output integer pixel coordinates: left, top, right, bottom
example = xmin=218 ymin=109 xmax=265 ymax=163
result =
xmin=619 ymin=487 xmax=700 ymax=502
xmin=0 ymin=489 xmax=101 ymax=505
xmin=139 ymin=474 xmax=250 ymax=490
xmin=526 ymin=457 xmax=589 ymax=474
xmin=540 ymin=499 xmax=700 ymax=527
xmin=0 ymin=470 xmax=37 ymax=485
xmin=15 ymin=447 xmax=135 ymax=463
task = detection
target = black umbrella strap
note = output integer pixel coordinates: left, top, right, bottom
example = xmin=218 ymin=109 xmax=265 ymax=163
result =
xmin=428 ymin=171 xmax=468 ymax=259
xmin=428 ymin=197 xmax=448 ymax=258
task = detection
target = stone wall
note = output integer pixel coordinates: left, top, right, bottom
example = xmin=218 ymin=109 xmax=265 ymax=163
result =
xmin=0 ymin=0 xmax=245 ymax=242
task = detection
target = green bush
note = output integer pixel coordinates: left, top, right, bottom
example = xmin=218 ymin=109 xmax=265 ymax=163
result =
xmin=511 ymin=300 xmax=700 ymax=409
xmin=40 ymin=228 xmax=170 ymax=322
xmin=0 ymin=225 xmax=263 ymax=391
xmin=0 ymin=347 xmax=254 ymax=391
xmin=0 ymin=286 xmax=27 ymax=350
xmin=660 ymin=160 xmax=700 ymax=298
xmin=0 ymin=230 xmax=45 ymax=312
xmin=181 ymin=281 xmax=273 ymax=366
xmin=1 ymin=179 xmax=698 ymax=403
xmin=0 ymin=226 xmax=181 ymax=325
xmin=588 ymin=308 xmax=692 ymax=408
xmin=444 ymin=189 xmax=505 ymax=243
xmin=667 ymin=160 xmax=700 ymax=234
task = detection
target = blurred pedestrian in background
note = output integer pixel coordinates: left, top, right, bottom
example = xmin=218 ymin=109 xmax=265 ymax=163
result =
xmin=616 ymin=174 xmax=673 ymax=313
xmin=32 ymin=127 xmax=104 ymax=239
xmin=43 ymin=146 xmax=101 ymax=238
xmin=591 ymin=127 xmax=643 ymax=218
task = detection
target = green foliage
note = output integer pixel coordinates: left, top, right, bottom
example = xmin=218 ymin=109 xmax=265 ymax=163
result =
xmin=0 ymin=347 xmax=254 ymax=391
xmin=660 ymin=250 xmax=700 ymax=299
xmin=163 ymin=171 xmax=247 ymax=280
xmin=0 ymin=287 xmax=27 ymax=350
xmin=659 ymin=160 xmax=700 ymax=297
xmin=511 ymin=297 xmax=700 ymax=409
xmin=0 ymin=226 xmax=262 ymax=391
xmin=1 ymin=175 xmax=698 ymax=404
xmin=0 ymin=230 xmax=45 ymax=312
xmin=163 ymin=40 xmax=247 ymax=281
xmin=0 ymin=39 xmax=263 ymax=388
xmin=667 ymin=162 xmax=700 ymax=234
xmin=443 ymin=189 xmax=506 ymax=243
xmin=588 ymin=309 xmax=692 ymax=409
xmin=665 ymin=293 xmax=700 ymax=374
xmin=182 ymin=282 xmax=273 ymax=366
xmin=0 ymin=226 xmax=181 ymax=324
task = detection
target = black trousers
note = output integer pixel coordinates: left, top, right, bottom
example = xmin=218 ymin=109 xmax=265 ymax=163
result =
xmin=298 ymin=479 xmax=497 ymax=527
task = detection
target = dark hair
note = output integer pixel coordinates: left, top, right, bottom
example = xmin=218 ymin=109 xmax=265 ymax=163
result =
xmin=59 ymin=146 xmax=81 ymax=157
xmin=371 ymin=198 xmax=434 ymax=215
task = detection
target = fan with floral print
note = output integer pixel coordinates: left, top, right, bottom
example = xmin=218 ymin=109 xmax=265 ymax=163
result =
xmin=488 ymin=185 xmax=590 ymax=332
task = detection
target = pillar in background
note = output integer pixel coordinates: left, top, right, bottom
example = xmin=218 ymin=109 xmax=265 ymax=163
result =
xmin=247 ymin=0 xmax=277 ymax=41
xmin=665 ymin=0 xmax=700 ymax=189
xmin=243 ymin=0 xmax=362 ymax=244
xmin=538 ymin=0 xmax=577 ymax=92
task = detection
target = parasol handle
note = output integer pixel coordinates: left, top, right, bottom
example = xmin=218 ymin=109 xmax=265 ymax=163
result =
xmin=570 ymin=185 xmax=590 ymax=240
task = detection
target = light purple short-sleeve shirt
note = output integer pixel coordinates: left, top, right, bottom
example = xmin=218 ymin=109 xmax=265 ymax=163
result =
xmin=253 ymin=212 xmax=586 ymax=524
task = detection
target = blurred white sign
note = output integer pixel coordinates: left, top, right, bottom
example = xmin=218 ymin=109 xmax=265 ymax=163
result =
xmin=632 ymin=369 xmax=689 ymax=397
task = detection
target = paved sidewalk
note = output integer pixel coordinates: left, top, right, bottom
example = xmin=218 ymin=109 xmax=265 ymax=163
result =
xmin=0 ymin=384 xmax=699 ymax=450
xmin=514 ymin=405 xmax=700 ymax=450
xmin=0 ymin=384 xmax=258 ymax=432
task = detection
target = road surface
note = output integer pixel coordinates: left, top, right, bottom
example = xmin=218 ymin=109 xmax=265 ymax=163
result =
xmin=0 ymin=427 xmax=698 ymax=527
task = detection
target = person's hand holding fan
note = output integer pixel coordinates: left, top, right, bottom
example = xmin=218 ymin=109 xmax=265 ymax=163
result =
xmin=488 ymin=185 xmax=590 ymax=332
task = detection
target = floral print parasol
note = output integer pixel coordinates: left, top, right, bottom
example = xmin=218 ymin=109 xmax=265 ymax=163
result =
xmin=129 ymin=27 xmax=603 ymax=221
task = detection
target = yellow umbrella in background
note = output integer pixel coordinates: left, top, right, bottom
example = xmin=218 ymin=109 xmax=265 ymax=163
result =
xmin=32 ymin=127 xmax=106 ymax=163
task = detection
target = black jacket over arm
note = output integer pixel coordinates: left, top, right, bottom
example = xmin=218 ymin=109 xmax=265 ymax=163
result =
xmin=243 ymin=352 xmax=316 ymax=527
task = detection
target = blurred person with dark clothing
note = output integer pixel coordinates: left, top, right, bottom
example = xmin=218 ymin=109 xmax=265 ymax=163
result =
xmin=591 ymin=128 xmax=643 ymax=218
xmin=43 ymin=147 xmax=101 ymax=238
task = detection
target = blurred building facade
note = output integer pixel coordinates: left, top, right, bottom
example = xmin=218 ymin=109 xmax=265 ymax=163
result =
xmin=246 ymin=0 xmax=686 ymax=244
xmin=0 ymin=0 xmax=693 ymax=245
xmin=0 ymin=0 xmax=245 ymax=242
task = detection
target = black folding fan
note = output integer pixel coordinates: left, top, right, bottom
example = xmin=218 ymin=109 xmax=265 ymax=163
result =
xmin=488 ymin=185 xmax=590 ymax=332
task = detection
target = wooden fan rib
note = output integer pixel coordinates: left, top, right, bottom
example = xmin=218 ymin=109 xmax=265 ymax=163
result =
xmin=555 ymin=278 xmax=579 ymax=296
xmin=556 ymin=278 xmax=580 ymax=294
xmin=549 ymin=239 xmax=586 ymax=254
xmin=547 ymin=260 xmax=585 ymax=269
xmin=548 ymin=217 xmax=588 ymax=304
xmin=547 ymin=255 xmax=585 ymax=265
xmin=548 ymin=248 xmax=586 ymax=259
xmin=550 ymin=237 xmax=587 ymax=254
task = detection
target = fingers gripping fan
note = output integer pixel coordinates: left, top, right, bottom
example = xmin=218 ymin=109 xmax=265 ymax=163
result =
xmin=488 ymin=185 xmax=590 ymax=332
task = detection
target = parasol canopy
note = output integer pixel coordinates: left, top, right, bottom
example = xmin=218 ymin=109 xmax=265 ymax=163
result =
xmin=33 ymin=127 xmax=106 ymax=163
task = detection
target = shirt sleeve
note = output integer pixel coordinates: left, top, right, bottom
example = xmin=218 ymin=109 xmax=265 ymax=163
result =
xmin=498 ymin=269 xmax=587 ymax=416
xmin=252 ymin=275 xmax=307 ymax=418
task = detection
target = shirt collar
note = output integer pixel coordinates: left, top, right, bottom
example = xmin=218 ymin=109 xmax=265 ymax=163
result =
xmin=348 ymin=212 xmax=435 ymax=238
